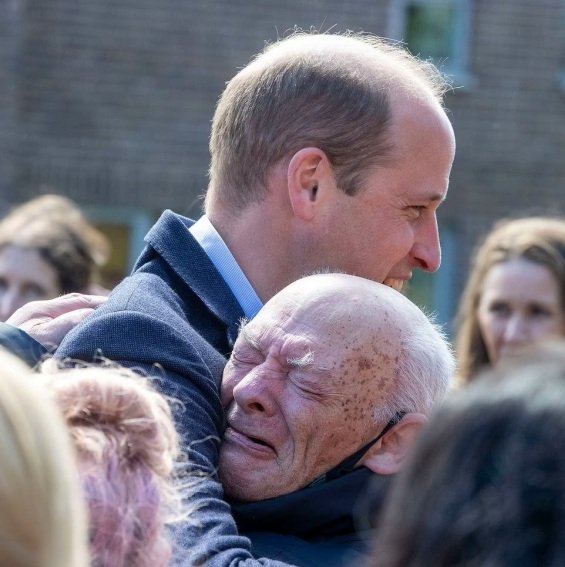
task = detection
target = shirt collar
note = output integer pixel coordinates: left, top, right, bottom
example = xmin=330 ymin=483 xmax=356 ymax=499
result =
xmin=189 ymin=215 xmax=263 ymax=319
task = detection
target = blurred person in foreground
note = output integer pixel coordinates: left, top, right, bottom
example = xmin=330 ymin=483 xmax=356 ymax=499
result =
xmin=0 ymin=349 xmax=89 ymax=567
xmin=456 ymin=216 xmax=565 ymax=384
xmin=51 ymin=29 xmax=456 ymax=566
xmin=0 ymin=194 xmax=110 ymax=321
xmin=1 ymin=346 xmax=186 ymax=567
xmin=39 ymin=362 xmax=186 ymax=567
xmin=370 ymin=341 xmax=565 ymax=567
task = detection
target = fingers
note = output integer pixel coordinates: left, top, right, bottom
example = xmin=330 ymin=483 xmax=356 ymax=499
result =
xmin=6 ymin=293 xmax=108 ymax=326
xmin=39 ymin=293 xmax=108 ymax=315
xmin=28 ymin=308 xmax=96 ymax=348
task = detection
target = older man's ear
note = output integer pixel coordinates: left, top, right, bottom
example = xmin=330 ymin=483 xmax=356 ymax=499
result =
xmin=360 ymin=413 xmax=428 ymax=475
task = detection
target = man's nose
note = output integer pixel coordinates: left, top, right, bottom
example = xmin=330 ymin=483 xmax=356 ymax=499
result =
xmin=412 ymin=215 xmax=441 ymax=273
xmin=232 ymin=369 xmax=277 ymax=416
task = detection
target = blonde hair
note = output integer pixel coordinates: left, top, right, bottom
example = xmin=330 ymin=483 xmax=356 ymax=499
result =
xmin=455 ymin=216 xmax=565 ymax=384
xmin=0 ymin=349 xmax=89 ymax=567
xmin=39 ymin=364 xmax=183 ymax=567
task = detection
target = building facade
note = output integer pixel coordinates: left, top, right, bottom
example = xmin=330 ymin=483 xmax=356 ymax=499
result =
xmin=1 ymin=0 xmax=564 ymax=328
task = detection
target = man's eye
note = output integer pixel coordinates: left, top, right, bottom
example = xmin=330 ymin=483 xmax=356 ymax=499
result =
xmin=408 ymin=205 xmax=427 ymax=219
xmin=290 ymin=380 xmax=319 ymax=400
xmin=231 ymin=352 xmax=258 ymax=366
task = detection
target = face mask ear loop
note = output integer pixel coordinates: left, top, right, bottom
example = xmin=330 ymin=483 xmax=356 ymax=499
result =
xmin=306 ymin=411 xmax=406 ymax=488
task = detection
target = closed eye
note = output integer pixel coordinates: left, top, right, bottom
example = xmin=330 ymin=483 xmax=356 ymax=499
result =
xmin=287 ymin=370 xmax=342 ymax=407
xmin=289 ymin=377 xmax=324 ymax=401
xmin=231 ymin=351 xmax=261 ymax=366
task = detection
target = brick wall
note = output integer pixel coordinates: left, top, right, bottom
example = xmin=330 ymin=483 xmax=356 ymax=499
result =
xmin=0 ymin=0 xmax=20 ymax=209
xmin=1 ymin=0 xmax=564 ymax=322
xmin=444 ymin=0 xmax=565 ymax=301
xmin=8 ymin=0 xmax=390 ymax=216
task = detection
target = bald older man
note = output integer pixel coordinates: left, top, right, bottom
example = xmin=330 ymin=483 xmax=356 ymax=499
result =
xmin=220 ymin=274 xmax=451 ymax=498
xmin=169 ymin=274 xmax=453 ymax=566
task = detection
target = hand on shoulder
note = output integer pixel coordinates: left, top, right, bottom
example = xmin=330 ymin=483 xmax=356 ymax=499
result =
xmin=6 ymin=293 xmax=108 ymax=349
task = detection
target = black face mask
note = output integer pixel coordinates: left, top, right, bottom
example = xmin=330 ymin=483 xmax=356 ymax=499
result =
xmin=306 ymin=411 xmax=405 ymax=488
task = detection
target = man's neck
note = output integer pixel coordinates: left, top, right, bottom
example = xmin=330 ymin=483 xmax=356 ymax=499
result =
xmin=207 ymin=203 xmax=299 ymax=304
xmin=189 ymin=216 xmax=263 ymax=319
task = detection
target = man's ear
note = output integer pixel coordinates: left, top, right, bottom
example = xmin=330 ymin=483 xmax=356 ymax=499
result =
xmin=360 ymin=413 xmax=428 ymax=475
xmin=287 ymin=147 xmax=334 ymax=221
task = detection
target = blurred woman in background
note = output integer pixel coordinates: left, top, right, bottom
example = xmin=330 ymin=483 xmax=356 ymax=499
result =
xmin=0 ymin=194 xmax=110 ymax=321
xmin=455 ymin=216 xmax=565 ymax=384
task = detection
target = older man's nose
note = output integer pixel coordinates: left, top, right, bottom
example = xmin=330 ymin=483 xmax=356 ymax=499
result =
xmin=232 ymin=371 xmax=277 ymax=416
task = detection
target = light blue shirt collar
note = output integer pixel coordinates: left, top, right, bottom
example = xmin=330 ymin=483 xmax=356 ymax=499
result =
xmin=189 ymin=215 xmax=263 ymax=319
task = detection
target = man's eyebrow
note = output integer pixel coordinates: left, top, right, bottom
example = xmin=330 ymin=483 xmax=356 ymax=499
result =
xmin=287 ymin=351 xmax=315 ymax=369
xmin=287 ymin=351 xmax=333 ymax=377
xmin=426 ymin=192 xmax=446 ymax=205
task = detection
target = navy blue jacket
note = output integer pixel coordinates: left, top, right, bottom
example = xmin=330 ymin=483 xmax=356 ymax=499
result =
xmin=0 ymin=322 xmax=47 ymax=366
xmin=57 ymin=210 xmax=379 ymax=566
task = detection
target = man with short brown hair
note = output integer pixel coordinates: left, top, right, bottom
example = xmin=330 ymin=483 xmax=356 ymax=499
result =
xmin=56 ymin=30 xmax=456 ymax=566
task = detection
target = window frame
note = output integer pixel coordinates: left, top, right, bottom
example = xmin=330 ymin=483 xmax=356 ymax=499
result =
xmin=388 ymin=0 xmax=474 ymax=87
xmin=84 ymin=205 xmax=154 ymax=276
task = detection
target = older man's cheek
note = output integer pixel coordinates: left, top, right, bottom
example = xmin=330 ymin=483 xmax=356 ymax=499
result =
xmin=220 ymin=365 xmax=236 ymax=407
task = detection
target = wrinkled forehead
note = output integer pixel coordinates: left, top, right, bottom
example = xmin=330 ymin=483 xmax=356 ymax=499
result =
xmin=239 ymin=284 xmax=408 ymax=408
